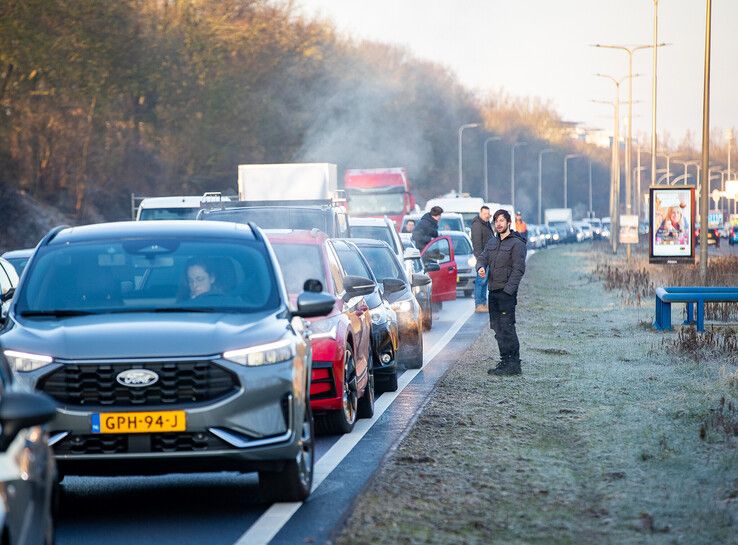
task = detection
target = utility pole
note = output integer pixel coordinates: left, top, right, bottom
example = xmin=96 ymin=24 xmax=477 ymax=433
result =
xmin=484 ymin=136 xmax=501 ymax=202
xmin=699 ymin=0 xmax=712 ymax=282
xmin=538 ymin=148 xmax=554 ymax=225
xmin=510 ymin=141 xmax=527 ymax=212
xmin=651 ymin=0 xmax=660 ymax=187
xmin=458 ymin=123 xmax=479 ymax=195
xmin=588 ymin=159 xmax=593 ymax=218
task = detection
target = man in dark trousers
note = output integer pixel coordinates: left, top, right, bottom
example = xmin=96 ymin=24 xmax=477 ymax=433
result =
xmin=412 ymin=205 xmax=443 ymax=251
xmin=470 ymin=205 xmax=493 ymax=313
xmin=476 ymin=209 xmax=527 ymax=376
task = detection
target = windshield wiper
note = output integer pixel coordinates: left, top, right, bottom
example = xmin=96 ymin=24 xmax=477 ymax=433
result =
xmin=150 ymin=307 xmax=218 ymax=313
xmin=20 ymin=309 xmax=98 ymax=317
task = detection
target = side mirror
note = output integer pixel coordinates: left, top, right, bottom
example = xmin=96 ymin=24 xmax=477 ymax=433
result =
xmin=0 ymin=391 xmax=56 ymax=449
xmin=381 ymin=278 xmax=406 ymax=294
xmin=411 ymin=273 xmax=431 ymax=288
xmin=343 ymin=275 xmax=376 ymax=299
xmin=425 ymin=262 xmax=440 ymax=272
xmin=1 ymin=287 xmax=15 ymax=304
xmin=293 ymin=291 xmax=336 ymax=318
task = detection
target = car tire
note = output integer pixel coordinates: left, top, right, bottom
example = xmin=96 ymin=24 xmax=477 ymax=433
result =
xmin=463 ymin=289 xmax=473 ymax=298
xmin=316 ymin=346 xmax=358 ymax=435
xmin=259 ymin=400 xmax=314 ymax=502
xmin=357 ymin=369 xmax=375 ymax=419
xmin=377 ymin=371 xmax=398 ymax=393
xmin=405 ymin=334 xmax=424 ymax=369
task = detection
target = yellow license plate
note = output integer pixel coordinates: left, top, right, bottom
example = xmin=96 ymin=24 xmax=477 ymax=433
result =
xmin=92 ymin=411 xmax=186 ymax=434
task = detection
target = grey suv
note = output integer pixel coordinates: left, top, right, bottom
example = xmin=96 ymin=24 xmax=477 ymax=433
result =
xmin=0 ymin=221 xmax=334 ymax=502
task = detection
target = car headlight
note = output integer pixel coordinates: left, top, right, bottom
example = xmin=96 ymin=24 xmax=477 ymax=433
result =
xmin=307 ymin=314 xmax=340 ymax=340
xmin=467 ymin=256 xmax=477 ymax=268
xmin=223 ymin=339 xmax=295 ymax=366
xmin=391 ymin=299 xmax=413 ymax=313
xmin=370 ymin=305 xmax=389 ymax=325
xmin=3 ymin=350 xmax=53 ymax=373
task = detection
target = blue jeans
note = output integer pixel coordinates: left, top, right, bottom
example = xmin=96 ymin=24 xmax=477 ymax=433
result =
xmin=474 ymin=267 xmax=488 ymax=305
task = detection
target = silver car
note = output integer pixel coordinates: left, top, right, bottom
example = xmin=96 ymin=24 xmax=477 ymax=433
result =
xmin=440 ymin=230 xmax=475 ymax=298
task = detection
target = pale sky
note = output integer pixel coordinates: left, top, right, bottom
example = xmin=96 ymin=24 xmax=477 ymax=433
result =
xmin=298 ymin=0 xmax=738 ymax=146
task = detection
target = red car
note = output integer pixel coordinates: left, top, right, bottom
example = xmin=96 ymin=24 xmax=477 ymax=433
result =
xmin=267 ymin=230 xmax=375 ymax=434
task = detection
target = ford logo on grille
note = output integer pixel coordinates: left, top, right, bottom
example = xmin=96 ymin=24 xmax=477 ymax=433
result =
xmin=116 ymin=369 xmax=159 ymax=388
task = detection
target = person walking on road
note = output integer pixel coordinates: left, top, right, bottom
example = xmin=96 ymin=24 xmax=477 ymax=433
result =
xmin=470 ymin=206 xmax=493 ymax=314
xmin=412 ymin=206 xmax=443 ymax=251
xmin=477 ymin=209 xmax=527 ymax=376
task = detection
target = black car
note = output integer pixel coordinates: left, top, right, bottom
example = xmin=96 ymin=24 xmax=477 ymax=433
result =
xmin=351 ymin=239 xmax=429 ymax=370
xmin=331 ymin=239 xmax=401 ymax=392
xmin=0 ymin=220 xmax=335 ymax=502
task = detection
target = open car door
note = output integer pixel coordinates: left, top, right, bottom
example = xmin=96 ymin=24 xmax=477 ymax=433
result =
xmin=421 ymin=236 xmax=457 ymax=302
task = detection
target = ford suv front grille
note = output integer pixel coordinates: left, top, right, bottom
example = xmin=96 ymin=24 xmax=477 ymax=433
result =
xmin=39 ymin=360 xmax=238 ymax=407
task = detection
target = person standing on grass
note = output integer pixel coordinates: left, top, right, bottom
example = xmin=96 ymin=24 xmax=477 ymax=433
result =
xmin=471 ymin=205 xmax=493 ymax=314
xmin=476 ymin=209 xmax=527 ymax=376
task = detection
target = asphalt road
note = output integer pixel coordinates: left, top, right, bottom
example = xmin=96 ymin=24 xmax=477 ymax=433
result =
xmin=55 ymin=297 xmax=479 ymax=545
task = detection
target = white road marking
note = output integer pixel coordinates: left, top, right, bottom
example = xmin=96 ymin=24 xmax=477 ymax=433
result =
xmin=235 ymin=305 xmax=475 ymax=545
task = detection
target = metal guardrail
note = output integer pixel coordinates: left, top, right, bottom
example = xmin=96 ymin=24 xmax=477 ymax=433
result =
xmin=654 ymin=286 xmax=738 ymax=332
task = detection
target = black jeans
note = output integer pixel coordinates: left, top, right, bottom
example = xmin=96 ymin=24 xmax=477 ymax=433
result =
xmin=488 ymin=289 xmax=519 ymax=362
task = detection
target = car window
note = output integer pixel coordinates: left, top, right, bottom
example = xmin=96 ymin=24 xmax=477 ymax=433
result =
xmin=270 ymin=244 xmax=327 ymax=297
xmin=0 ymin=260 xmax=18 ymax=287
xmin=334 ymin=244 xmax=372 ymax=279
xmin=350 ymin=226 xmax=394 ymax=249
xmin=139 ymin=208 xmax=200 ymax=221
xmin=424 ymin=238 xmax=452 ymax=264
xmin=357 ymin=245 xmax=404 ymax=281
xmin=5 ymin=257 xmax=29 ymax=276
xmin=324 ymin=243 xmax=345 ymax=293
xmin=0 ymin=266 xmax=11 ymax=295
xmin=203 ymin=208 xmax=331 ymax=234
xmin=450 ymin=235 xmax=472 ymax=255
xmin=17 ymin=238 xmax=280 ymax=314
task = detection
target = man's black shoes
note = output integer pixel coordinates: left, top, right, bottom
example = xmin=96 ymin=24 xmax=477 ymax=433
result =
xmin=488 ymin=358 xmax=521 ymax=376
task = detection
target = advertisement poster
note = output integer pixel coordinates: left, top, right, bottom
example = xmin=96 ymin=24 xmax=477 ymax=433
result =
xmin=649 ymin=186 xmax=695 ymax=263
xmin=619 ymin=215 xmax=639 ymax=244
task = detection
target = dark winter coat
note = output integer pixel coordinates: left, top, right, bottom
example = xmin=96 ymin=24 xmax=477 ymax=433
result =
xmin=411 ymin=213 xmax=439 ymax=251
xmin=476 ymin=231 xmax=527 ymax=295
xmin=470 ymin=216 xmax=493 ymax=258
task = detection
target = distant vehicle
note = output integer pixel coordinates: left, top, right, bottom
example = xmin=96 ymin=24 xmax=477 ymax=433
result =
xmin=545 ymin=208 xmax=575 ymax=243
xmin=401 ymin=247 xmax=435 ymax=331
xmin=267 ymin=230 xmax=375 ymax=433
xmin=200 ymin=163 xmax=350 ymax=237
xmin=344 ymin=168 xmax=418 ymax=231
xmin=0 ymin=356 xmax=57 ymax=545
xmin=729 ymin=226 xmax=738 ymax=245
xmin=2 ymin=220 xmax=336 ymax=502
xmin=587 ymin=217 xmax=603 ymax=238
xmin=136 ymin=193 xmax=231 ymax=221
xmin=425 ymin=193 xmax=484 ymax=232
xmin=440 ymin=230 xmax=475 ymax=298
xmin=1 ymin=249 xmax=33 ymax=277
xmin=695 ymin=224 xmax=720 ymax=246
xmin=574 ymin=221 xmax=593 ymax=240
xmin=348 ymin=217 xmax=404 ymax=260
xmin=400 ymin=212 xmax=465 ymax=235
xmin=526 ymin=225 xmax=546 ymax=249
xmin=601 ymin=217 xmax=612 ymax=239
xmin=353 ymin=239 xmax=427 ymax=369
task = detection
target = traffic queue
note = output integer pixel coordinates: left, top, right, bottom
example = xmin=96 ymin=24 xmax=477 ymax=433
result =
xmin=0 ymin=163 xmax=478 ymax=541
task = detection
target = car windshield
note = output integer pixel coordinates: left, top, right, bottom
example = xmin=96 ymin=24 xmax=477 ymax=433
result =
xmin=139 ymin=208 xmax=200 ymax=221
xmin=16 ymin=238 xmax=280 ymax=315
xmin=459 ymin=213 xmax=477 ymax=230
xmin=350 ymin=226 xmax=394 ymax=248
xmin=5 ymin=257 xmax=30 ymax=276
xmin=347 ymin=193 xmax=404 ymax=215
xmin=203 ymin=208 xmax=332 ymax=233
xmin=439 ymin=217 xmax=464 ymax=231
xmin=356 ymin=245 xmax=404 ymax=281
xmin=333 ymin=244 xmax=373 ymax=279
xmin=449 ymin=235 xmax=472 ymax=255
xmin=270 ymin=243 xmax=327 ymax=296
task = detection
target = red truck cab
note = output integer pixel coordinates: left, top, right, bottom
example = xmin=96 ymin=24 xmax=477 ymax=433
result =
xmin=344 ymin=168 xmax=417 ymax=231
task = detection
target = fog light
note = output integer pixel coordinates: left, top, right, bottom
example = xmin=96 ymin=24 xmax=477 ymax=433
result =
xmin=381 ymin=353 xmax=392 ymax=364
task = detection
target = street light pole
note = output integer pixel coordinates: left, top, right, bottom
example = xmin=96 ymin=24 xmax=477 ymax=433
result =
xmin=484 ymin=136 xmax=501 ymax=202
xmin=458 ymin=123 xmax=479 ymax=194
xmin=538 ymin=148 xmax=553 ymax=224
xmin=588 ymin=159 xmax=593 ymax=218
xmin=564 ymin=154 xmax=580 ymax=209
xmin=511 ymin=141 xmax=527 ymax=212
xmin=651 ymin=0 xmax=660 ymax=187
xmin=699 ymin=0 xmax=712 ymax=282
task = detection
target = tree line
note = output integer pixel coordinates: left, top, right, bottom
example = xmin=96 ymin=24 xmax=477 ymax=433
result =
xmin=1 ymin=0 xmax=612 ymax=223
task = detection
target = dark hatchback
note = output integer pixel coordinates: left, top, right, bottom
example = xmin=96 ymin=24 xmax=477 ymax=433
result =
xmin=0 ymin=221 xmax=335 ymax=502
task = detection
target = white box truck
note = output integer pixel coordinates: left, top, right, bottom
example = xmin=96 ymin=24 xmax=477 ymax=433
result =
xmin=237 ymin=163 xmax=338 ymax=201
xmin=544 ymin=208 xmax=574 ymax=243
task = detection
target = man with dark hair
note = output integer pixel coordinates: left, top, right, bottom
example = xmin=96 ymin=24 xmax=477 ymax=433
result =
xmin=412 ymin=206 xmax=443 ymax=251
xmin=471 ymin=205 xmax=493 ymax=313
xmin=477 ymin=208 xmax=527 ymax=376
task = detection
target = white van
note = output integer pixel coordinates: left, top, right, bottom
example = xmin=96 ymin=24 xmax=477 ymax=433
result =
xmin=136 ymin=193 xmax=231 ymax=221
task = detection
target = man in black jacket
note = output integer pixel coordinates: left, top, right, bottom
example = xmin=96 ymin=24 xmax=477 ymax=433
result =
xmin=411 ymin=206 xmax=443 ymax=251
xmin=470 ymin=206 xmax=493 ymax=313
xmin=477 ymin=209 xmax=527 ymax=376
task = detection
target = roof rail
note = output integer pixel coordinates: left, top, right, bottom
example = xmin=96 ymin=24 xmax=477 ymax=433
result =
xmin=38 ymin=225 xmax=70 ymax=247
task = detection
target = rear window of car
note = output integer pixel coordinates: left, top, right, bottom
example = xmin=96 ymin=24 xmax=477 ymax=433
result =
xmin=270 ymin=244 xmax=327 ymax=297
xmin=356 ymin=245 xmax=404 ymax=282
xmin=333 ymin=244 xmax=372 ymax=279
xmin=350 ymin=226 xmax=394 ymax=249
xmin=203 ymin=208 xmax=332 ymax=234
xmin=17 ymin=238 xmax=280 ymax=315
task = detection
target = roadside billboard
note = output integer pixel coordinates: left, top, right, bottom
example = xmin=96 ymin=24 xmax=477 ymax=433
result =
xmin=619 ymin=214 xmax=639 ymax=244
xmin=649 ymin=186 xmax=695 ymax=264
